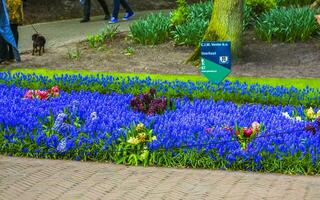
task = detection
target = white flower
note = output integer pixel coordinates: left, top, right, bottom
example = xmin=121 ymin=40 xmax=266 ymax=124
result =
xmin=251 ymin=121 xmax=260 ymax=131
xmin=295 ymin=116 xmax=302 ymax=121
xmin=282 ymin=112 xmax=291 ymax=119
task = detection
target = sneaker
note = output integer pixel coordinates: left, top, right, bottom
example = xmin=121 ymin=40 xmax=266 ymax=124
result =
xmin=80 ymin=18 xmax=90 ymax=23
xmin=122 ymin=12 xmax=135 ymax=21
xmin=108 ymin=17 xmax=118 ymax=24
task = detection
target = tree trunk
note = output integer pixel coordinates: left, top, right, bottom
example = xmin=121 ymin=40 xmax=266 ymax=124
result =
xmin=188 ymin=0 xmax=244 ymax=64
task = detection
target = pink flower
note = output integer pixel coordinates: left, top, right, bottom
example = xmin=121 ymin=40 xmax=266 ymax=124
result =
xmin=24 ymin=90 xmax=34 ymax=99
xmin=51 ymin=86 xmax=59 ymax=96
xmin=243 ymin=128 xmax=253 ymax=138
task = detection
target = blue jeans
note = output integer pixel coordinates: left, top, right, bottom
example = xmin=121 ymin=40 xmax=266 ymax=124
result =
xmin=112 ymin=0 xmax=133 ymax=19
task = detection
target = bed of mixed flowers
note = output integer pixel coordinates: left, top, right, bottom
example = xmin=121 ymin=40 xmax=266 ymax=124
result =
xmin=0 ymin=73 xmax=320 ymax=174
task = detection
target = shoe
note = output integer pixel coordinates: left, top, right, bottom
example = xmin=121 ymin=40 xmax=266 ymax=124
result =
xmin=108 ymin=17 xmax=118 ymax=24
xmin=122 ymin=12 xmax=135 ymax=21
xmin=80 ymin=18 xmax=90 ymax=23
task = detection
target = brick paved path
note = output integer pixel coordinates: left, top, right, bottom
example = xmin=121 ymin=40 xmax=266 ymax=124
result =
xmin=1 ymin=156 xmax=320 ymax=200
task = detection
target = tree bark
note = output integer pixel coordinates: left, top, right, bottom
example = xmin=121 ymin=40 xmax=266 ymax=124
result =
xmin=188 ymin=0 xmax=244 ymax=64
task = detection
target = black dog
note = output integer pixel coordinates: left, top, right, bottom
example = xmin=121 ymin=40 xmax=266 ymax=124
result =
xmin=32 ymin=33 xmax=46 ymax=56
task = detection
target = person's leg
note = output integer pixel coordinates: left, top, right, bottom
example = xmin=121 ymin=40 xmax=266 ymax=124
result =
xmin=0 ymin=36 xmax=8 ymax=63
xmin=81 ymin=0 xmax=91 ymax=22
xmin=119 ymin=0 xmax=133 ymax=14
xmin=96 ymin=0 xmax=110 ymax=19
xmin=120 ymin=0 xmax=134 ymax=20
xmin=8 ymin=24 xmax=19 ymax=60
xmin=112 ymin=0 xmax=120 ymax=20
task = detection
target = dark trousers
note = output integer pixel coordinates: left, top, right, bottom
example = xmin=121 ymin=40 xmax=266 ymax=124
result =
xmin=0 ymin=24 xmax=18 ymax=60
xmin=83 ymin=0 xmax=110 ymax=20
xmin=112 ymin=0 xmax=133 ymax=19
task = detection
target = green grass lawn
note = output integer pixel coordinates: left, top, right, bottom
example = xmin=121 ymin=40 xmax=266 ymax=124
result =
xmin=5 ymin=68 xmax=320 ymax=89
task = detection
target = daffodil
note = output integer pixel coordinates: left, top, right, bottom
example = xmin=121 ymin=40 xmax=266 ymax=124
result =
xmin=307 ymin=107 xmax=315 ymax=119
xmin=135 ymin=123 xmax=145 ymax=132
xmin=127 ymin=137 xmax=140 ymax=145
xmin=317 ymin=110 xmax=320 ymax=118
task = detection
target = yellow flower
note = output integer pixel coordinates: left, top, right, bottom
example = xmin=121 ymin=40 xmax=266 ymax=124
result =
xmin=151 ymin=136 xmax=157 ymax=141
xmin=135 ymin=123 xmax=145 ymax=132
xmin=317 ymin=110 xmax=320 ymax=118
xmin=127 ymin=137 xmax=140 ymax=145
xmin=307 ymin=107 xmax=315 ymax=119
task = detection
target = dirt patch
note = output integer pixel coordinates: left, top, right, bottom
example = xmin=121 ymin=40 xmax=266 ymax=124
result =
xmin=2 ymin=31 xmax=320 ymax=78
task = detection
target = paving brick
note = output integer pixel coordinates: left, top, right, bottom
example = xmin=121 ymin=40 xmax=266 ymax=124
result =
xmin=1 ymin=156 xmax=320 ymax=200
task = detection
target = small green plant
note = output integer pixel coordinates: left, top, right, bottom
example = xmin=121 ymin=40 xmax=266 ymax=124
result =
xmin=112 ymin=123 xmax=157 ymax=166
xmin=255 ymin=7 xmax=319 ymax=42
xmin=170 ymin=0 xmax=188 ymax=26
xmin=67 ymin=48 xmax=82 ymax=60
xmin=102 ymin=24 xmax=119 ymax=42
xmin=129 ymin=13 xmax=171 ymax=45
xmin=243 ymin=4 xmax=254 ymax=30
xmin=246 ymin=0 xmax=277 ymax=16
xmin=123 ymin=46 xmax=135 ymax=56
xmin=172 ymin=18 xmax=209 ymax=46
xmin=87 ymin=24 xmax=119 ymax=48
xmin=187 ymin=0 xmax=213 ymax=21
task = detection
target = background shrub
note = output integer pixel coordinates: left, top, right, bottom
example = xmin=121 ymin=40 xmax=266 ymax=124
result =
xmin=170 ymin=0 xmax=188 ymax=26
xmin=255 ymin=7 xmax=319 ymax=42
xmin=276 ymin=0 xmax=314 ymax=6
xmin=129 ymin=13 xmax=171 ymax=45
xmin=246 ymin=0 xmax=277 ymax=16
xmin=171 ymin=1 xmax=212 ymax=46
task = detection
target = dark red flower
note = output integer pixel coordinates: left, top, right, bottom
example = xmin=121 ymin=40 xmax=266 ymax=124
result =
xmin=149 ymin=88 xmax=156 ymax=95
xmin=305 ymin=124 xmax=316 ymax=135
xmin=243 ymin=128 xmax=253 ymax=138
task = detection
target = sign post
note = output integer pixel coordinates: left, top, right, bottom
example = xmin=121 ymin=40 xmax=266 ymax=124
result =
xmin=200 ymin=41 xmax=231 ymax=83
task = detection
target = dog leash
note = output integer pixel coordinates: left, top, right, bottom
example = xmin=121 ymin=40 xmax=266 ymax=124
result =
xmin=30 ymin=24 xmax=39 ymax=34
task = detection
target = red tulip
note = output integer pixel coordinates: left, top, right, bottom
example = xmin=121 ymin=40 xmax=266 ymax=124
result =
xmin=37 ymin=91 xmax=49 ymax=100
xmin=243 ymin=128 xmax=253 ymax=138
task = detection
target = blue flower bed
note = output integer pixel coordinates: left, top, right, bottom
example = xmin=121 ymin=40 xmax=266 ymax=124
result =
xmin=1 ymin=84 xmax=320 ymax=174
xmin=0 ymin=72 xmax=319 ymax=107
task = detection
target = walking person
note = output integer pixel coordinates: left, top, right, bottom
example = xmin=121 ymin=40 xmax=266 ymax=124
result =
xmin=81 ymin=0 xmax=110 ymax=23
xmin=0 ymin=0 xmax=23 ymax=63
xmin=109 ymin=0 xmax=134 ymax=24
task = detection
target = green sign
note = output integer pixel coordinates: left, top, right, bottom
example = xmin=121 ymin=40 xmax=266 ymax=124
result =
xmin=200 ymin=41 xmax=232 ymax=83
